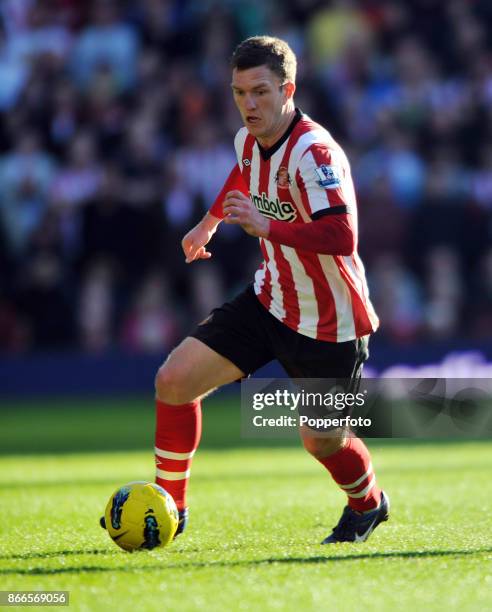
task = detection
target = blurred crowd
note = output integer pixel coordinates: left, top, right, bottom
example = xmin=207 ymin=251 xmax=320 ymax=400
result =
xmin=0 ymin=0 xmax=491 ymax=355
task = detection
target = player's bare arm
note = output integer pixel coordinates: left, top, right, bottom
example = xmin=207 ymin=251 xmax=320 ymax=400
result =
xmin=181 ymin=212 xmax=222 ymax=264
xmin=223 ymin=189 xmax=270 ymax=238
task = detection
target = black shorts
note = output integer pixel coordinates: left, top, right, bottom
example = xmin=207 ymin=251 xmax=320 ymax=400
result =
xmin=190 ymin=285 xmax=369 ymax=385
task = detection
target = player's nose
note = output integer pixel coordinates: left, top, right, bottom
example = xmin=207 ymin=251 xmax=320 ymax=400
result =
xmin=244 ymin=93 xmax=256 ymax=110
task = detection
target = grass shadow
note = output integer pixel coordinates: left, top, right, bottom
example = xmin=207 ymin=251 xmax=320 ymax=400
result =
xmin=2 ymin=547 xmax=491 ymax=575
xmin=0 ymin=470 xmax=314 ymax=491
xmin=1 ymin=438 xmax=491 ymax=457
xmin=0 ymin=549 xmax=112 ymax=561
xmin=2 ymin=457 xmax=492 ymax=492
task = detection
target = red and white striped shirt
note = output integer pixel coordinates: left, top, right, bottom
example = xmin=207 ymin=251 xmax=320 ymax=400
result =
xmin=211 ymin=110 xmax=379 ymax=342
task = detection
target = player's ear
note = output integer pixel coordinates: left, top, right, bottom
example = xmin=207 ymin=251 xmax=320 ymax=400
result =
xmin=283 ymin=81 xmax=296 ymax=101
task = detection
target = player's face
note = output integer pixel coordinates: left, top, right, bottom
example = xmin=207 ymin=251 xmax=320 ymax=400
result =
xmin=231 ymin=65 xmax=295 ymax=146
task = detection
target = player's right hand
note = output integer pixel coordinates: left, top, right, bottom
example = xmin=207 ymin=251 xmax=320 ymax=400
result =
xmin=181 ymin=216 xmax=219 ymax=263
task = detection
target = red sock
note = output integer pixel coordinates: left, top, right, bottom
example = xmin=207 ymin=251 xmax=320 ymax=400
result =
xmin=155 ymin=399 xmax=202 ymax=511
xmin=317 ymin=436 xmax=381 ymax=512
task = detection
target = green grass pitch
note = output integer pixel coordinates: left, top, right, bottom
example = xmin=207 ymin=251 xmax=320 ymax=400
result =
xmin=0 ymin=396 xmax=491 ymax=611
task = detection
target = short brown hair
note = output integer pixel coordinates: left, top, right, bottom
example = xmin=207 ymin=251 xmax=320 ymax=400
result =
xmin=231 ymin=36 xmax=297 ymax=83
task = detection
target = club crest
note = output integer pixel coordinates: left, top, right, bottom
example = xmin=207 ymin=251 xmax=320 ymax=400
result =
xmin=275 ymin=166 xmax=291 ymax=188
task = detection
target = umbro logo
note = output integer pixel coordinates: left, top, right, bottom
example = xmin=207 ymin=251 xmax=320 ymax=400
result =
xmin=243 ymin=159 xmax=251 ymax=166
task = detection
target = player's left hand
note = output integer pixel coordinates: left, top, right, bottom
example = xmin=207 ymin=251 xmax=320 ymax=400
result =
xmin=223 ymin=190 xmax=270 ymax=238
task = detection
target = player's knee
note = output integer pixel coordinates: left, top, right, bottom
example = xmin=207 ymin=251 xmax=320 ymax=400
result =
xmin=155 ymin=363 xmax=192 ymax=405
xmin=301 ymin=432 xmax=346 ymax=459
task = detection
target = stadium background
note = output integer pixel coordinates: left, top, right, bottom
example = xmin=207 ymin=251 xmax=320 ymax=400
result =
xmin=0 ymin=0 xmax=492 ymax=383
